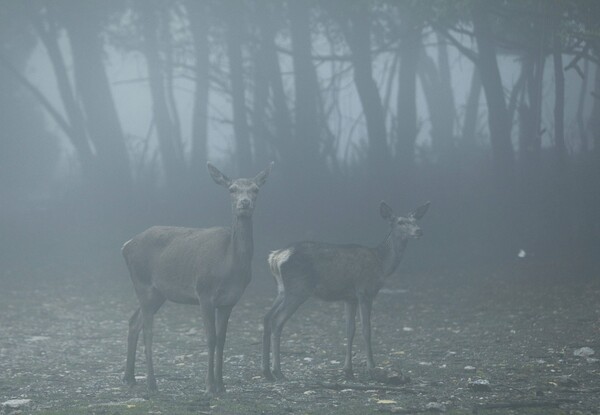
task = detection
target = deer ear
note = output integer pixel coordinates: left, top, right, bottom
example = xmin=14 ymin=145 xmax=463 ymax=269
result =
xmin=409 ymin=201 xmax=430 ymax=220
xmin=380 ymin=201 xmax=394 ymax=221
xmin=254 ymin=161 xmax=274 ymax=187
xmin=207 ymin=162 xmax=231 ymax=187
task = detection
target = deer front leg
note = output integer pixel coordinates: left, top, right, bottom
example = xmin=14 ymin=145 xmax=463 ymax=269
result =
xmin=215 ymin=305 xmax=233 ymax=394
xmin=343 ymin=301 xmax=357 ymax=379
xmin=358 ymin=296 xmax=376 ymax=374
xmin=200 ymin=303 xmax=217 ymax=395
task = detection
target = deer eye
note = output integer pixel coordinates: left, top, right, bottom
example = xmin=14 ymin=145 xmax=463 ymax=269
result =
xmin=229 ymin=185 xmax=240 ymax=193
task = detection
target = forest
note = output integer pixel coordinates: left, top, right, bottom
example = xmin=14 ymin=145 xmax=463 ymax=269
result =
xmin=1 ymin=0 xmax=599 ymax=265
xmin=0 ymin=1 xmax=599 ymax=414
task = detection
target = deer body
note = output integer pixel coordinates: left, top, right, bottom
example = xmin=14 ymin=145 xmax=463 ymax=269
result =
xmin=122 ymin=162 xmax=272 ymax=394
xmin=262 ymin=201 xmax=429 ymax=381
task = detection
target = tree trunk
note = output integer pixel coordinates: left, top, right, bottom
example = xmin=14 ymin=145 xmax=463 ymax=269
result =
xmin=472 ymin=3 xmax=514 ymax=177
xmin=576 ymin=58 xmax=589 ymax=153
xmin=418 ymin=36 xmax=455 ymax=160
xmin=225 ymin=0 xmax=253 ymax=174
xmin=590 ymin=62 xmax=600 ymax=160
xmin=61 ymin=3 xmax=131 ymax=194
xmin=256 ymin=2 xmax=293 ymax=158
xmin=396 ymin=18 xmax=422 ymax=175
xmin=138 ymin=0 xmax=185 ymax=189
xmin=553 ymin=35 xmax=566 ymax=168
xmin=289 ymin=0 xmax=322 ymax=176
xmin=186 ymin=0 xmax=210 ymax=178
xmin=29 ymin=7 xmax=95 ymax=181
xmin=343 ymin=4 xmax=390 ymax=183
xmin=462 ymin=67 xmax=481 ymax=146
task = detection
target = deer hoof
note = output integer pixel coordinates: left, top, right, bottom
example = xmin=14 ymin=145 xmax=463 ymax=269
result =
xmin=146 ymin=378 xmax=158 ymax=393
xmin=263 ymin=370 xmax=276 ymax=382
xmin=272 ymin=369 xmax=287 ymax=381
xmin=122 ymin=375 xmax=136 ymax=387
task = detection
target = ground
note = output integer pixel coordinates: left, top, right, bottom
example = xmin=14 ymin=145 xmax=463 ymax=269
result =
xmin=0 ymin=249 xmax=599 ymax=414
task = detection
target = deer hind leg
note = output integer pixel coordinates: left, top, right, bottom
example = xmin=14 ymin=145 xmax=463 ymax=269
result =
xmin=139 ymin=288 xmax=166 ymax=392
xmin=271 ymin=286 xmax=311 ymax=380
xmin=358 ymin=296 xmax=376 ymax=373
xmin=262 ymin=293 xmax=284 ymax=380
xmin=343 ymin=300 xmax=358 ymax=379
xmin=124 ymin=307 xmax=142 ymax=385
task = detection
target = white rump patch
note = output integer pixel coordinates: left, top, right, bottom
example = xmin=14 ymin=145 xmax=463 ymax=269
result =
xmin=268 ymin=248 xmax=293 ymax=294
xmin=121 ymin=239 xmax=132 ymax=253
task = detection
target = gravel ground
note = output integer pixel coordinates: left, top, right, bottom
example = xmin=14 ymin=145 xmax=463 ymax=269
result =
xmin=1 ymin=253 xmax=599 ymax=414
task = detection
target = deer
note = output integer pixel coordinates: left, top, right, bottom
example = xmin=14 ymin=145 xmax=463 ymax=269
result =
xmin=121 ymin=161 xmax=273 ymax=395
xmin=262 ymin=201 xmax=429 ymax=381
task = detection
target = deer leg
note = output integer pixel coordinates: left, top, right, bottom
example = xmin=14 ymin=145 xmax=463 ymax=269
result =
xmin=343 ymin=301 xmax=357 ymax=379
xmin=200 ymin=303 xmax=217 ymax=395
xmin=139 ymin=289 xmax=165 ymax=392
xmin=271 ymin=292 xmax=309 ymax=380
xmin=262 ymin=293 xmax=284 ymax=381
xmin=358 ymin=296 xmax=376 ymax=373
xmin=123 ymin=307 xmax=142 ymax=386
xmin=215 ymin=305 xmax=233 ymax=394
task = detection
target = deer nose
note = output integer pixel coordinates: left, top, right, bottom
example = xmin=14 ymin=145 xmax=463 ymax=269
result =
xmin=240 ymin=199 xmax=251 ymax=209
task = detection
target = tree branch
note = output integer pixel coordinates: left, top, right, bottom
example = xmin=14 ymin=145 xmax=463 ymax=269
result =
xmin=0 ymin=53 xmax=74 ymax=139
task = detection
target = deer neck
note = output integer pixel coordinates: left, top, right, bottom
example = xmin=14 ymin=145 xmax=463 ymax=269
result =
xmin=230 ymin=214 xmax=254 ymax=264
xmin=376 ymin=232 xmax=408 ymax=277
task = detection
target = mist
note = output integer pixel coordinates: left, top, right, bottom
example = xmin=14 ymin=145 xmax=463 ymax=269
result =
xmin=1 ymin=1 xmax=599 ymax=413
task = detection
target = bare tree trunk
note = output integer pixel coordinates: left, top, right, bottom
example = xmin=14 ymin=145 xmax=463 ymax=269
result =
xmin=28 ymin=6 xmax=95 ymax=181
xmin=61 ymin=2 xmax=131 ymax=194
xmin=590 ymin=62 xmax=600 ymax=160
xmin=225 ymin=0 xmax=253 ymax=174
xmin=138 ymin=0 xmax=185 ymax=189
xmin=577 ymin=58 xmax=589 ymax=153
xmin=255 ymin=2 xmax=293 ymax=164
xmin=289 ymin=0 xmax=322 ymax=176
xmin=553 ymin=35 xmax=566 ymax=168
xmin=341 ymin=4 xmax=390 ymax=184
xmin=251 ymin=35 xmax=271 ymax=168
xmin=186 ymin=0 xmax=210 ymax=179
xmin=418 ymin=35 xmax=455 ymax=160
xmin=462 ymin=67 xmax=481 ymax=146
xmin=396 ymin=20 xmax=421 ymax=175
xmin=472 ymin=3 xmax=514 ymax=177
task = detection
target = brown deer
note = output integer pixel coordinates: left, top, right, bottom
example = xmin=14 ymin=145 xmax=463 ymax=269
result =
xmin=262 ymin=201 xmax=429 ymax=381
xmin=122 ymin=162 xmax=273 ymax=394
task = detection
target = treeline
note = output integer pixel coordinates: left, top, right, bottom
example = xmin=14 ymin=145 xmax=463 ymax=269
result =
xmin=1 ymin=0 xmax=600 ymax=264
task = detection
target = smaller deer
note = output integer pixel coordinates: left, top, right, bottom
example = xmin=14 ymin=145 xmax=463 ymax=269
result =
xmin=262 ymin=201 xmax=429 ymax=381
xmin=122 ymin=162 xmax=273 ymax=394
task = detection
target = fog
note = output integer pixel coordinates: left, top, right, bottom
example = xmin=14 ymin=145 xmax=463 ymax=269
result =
xmin=1 ymin=1 xmax=599 ymax=413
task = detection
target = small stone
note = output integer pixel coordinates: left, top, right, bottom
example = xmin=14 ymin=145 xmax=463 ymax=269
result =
xmin=573 ymin=347 xmax=594 ymax=357
xmin=2 ymin=399 xmax=32 ymax=409
xmin=468 ymin=379 xmax=492 ymax=392
xmin=464 ymin=365 xmax=476 ymax=372
xmin=376 ymin=399 xmax=397 ymax=404
xmin=426 ymin=401 xmax=447 ymax=412
xmin=556 ymin=375 xmax=579 ymax=387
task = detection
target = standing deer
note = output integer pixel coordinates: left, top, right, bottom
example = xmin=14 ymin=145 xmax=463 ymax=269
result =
xmin=122 ymin=162 xmax=273 ymax=394
xmin=262 ymin=201 xmax=429 ymax=381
